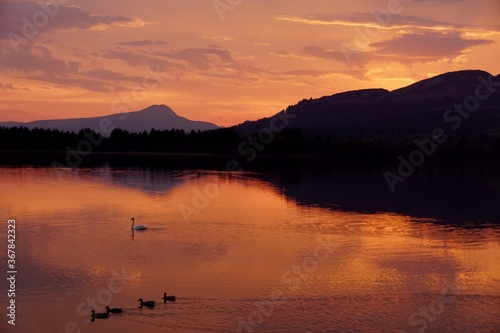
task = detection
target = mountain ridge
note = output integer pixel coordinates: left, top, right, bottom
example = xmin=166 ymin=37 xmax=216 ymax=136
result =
xmin=0 ymin=104 xmax=219 ymax=135
xmin=234 ymin=70 xmax=500 ymax=140
xmin=2 ymin=70 xmax=499 ymax=140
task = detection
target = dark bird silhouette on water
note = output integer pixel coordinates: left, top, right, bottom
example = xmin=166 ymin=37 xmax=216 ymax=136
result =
xmin=104 ymin=306 xmax=123 ymax=314
xmin=90 ymin=309 xmax=108 ymax=321
xmin=138 ymin=298 xmax=155 ymax=307
xmin=163 ymin=292 xmax=176 ymax=303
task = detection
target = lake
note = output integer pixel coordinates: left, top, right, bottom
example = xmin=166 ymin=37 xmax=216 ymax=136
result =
xmin=0 ymin=163 xmax=499 ymax=332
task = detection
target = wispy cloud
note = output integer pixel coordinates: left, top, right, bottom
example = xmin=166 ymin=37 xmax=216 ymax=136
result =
xmin=279 ymin=69 xmax=368 ymax=81
xmin=0 ymin=43 xmax=79 ymax=76
xmin=113 ymin=40 xmax=168 ymax=47
xmin=299 ymin=45 xmax=375 ymax=68
xmin=0 ymin=1 xmax=148 ymax=41
xmin=0 ymin=83 xmax=29 ymax=91
xmin=100 ymin=49 xmax=152 ymax=67
xmin=100 ymin=48 xmax=187 ymax=79
xmin=370 ymin=32 xmax=494 ymax=61
xmin=275 ymin=13 xmax=500 ymax=36
xmin=22 ymin=75 xmax=127 ymax=93
xmin=0 ymin=42 xmax=155 ymax=92
xmin=84 ymin=69 xmax=146 ymax=84
xmin=161 ymin=48 xmax=234 ymax=70
xmin=297 ymin=31 xmax=493 ymax=68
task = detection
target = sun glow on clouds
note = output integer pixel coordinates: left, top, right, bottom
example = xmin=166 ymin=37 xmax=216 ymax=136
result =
xmin=89 ymin=17 xmax=150 ymax=31
xmin=274 ymin=13 xmax=499 ymax=37
xmin=0 ymin=0 xmax=498 ymax=126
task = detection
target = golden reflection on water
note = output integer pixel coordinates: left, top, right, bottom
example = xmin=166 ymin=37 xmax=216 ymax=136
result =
xmin=0 ymin=167 xmax=499 ymax=332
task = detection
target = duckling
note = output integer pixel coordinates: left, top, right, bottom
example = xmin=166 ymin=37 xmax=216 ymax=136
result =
xmin=162 ymin=292 xmax=176 ymax=303
xmin=138 ymin=298 xmax=155 ymax=307
xmin=90 ymin=309 xmax=109 ymax=320
xmin=104 ymin=306 xmax=123 ymax=314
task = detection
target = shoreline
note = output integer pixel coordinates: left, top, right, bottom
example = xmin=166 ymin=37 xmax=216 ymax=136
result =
xmin=1 ymin=149 xmax=499 ymax=173
xmin=0 ymin=150 xmax=324 ymax=171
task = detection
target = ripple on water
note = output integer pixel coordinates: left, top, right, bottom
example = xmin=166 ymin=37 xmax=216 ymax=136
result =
xmin=3 ymin=167 xmax=500 ymax=333
xmin=86 ymin=293 xmax=499 ymax=332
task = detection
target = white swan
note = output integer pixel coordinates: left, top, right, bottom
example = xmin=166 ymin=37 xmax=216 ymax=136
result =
xmin=131 ymin=217 xmax=146 ymax=230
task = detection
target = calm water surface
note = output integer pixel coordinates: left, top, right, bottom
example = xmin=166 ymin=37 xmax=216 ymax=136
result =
xmin=0 ymin=166 xmax=499 ymax=333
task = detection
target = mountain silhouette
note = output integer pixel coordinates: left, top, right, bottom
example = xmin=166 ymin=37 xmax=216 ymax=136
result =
xmin=1 ymin=104 xmax=219 ymax=135
xmin=234 ymin=70 xmax=500 ymax=141
xmin=2 ymin=70 xmax=499 ymax=141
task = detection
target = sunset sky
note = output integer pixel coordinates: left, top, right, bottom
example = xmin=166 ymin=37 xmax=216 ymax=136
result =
xmin=1 ymin=0 xmax=499 ymax=126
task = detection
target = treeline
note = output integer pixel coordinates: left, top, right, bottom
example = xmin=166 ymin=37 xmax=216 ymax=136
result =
xmin=0 ymin=126 xmax=307 ymax=155
xmin=0 ymin=127 xmax=240 ymax=153
xmin=1 ymin=126 xmax=500 ymax=162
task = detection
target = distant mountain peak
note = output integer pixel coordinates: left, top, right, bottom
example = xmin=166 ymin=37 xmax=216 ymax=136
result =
xmin=0 ymin=104 xmax=219 ymax=134
xmin=140 ymin=104 xmax=176 ymax=114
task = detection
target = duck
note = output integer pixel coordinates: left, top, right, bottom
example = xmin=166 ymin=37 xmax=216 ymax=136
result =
xmin=131 ymin=217 xmax=146 ymax=231
xmin=138 ymin=298 xmax=155 ymax=307
xmin=90 ymin=309 xmax=109 ymax=319
xmin=162 ymin=292 xmax=176 ymax=303
xmin=104 ymin=306 xmax=123 ymax=314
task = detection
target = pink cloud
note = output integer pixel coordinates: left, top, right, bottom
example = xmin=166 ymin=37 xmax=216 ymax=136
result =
xmin=299 ymin=31 xmax=493 ymax=69
xmin=0 ymin=0 xmax=145 ymax=53
xmin=370 ymin=32 xmax=493 ymax=60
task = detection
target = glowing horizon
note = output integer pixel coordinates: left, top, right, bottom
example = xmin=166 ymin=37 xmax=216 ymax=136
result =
xmin=0 ymin=0 xmax=499 ymax=127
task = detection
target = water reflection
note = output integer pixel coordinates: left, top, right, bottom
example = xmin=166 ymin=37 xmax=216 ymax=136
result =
xmin=0 ymin=166 xmax=499 ymax=333
xmin=260 ymin=161 xmax=500 ymax=225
